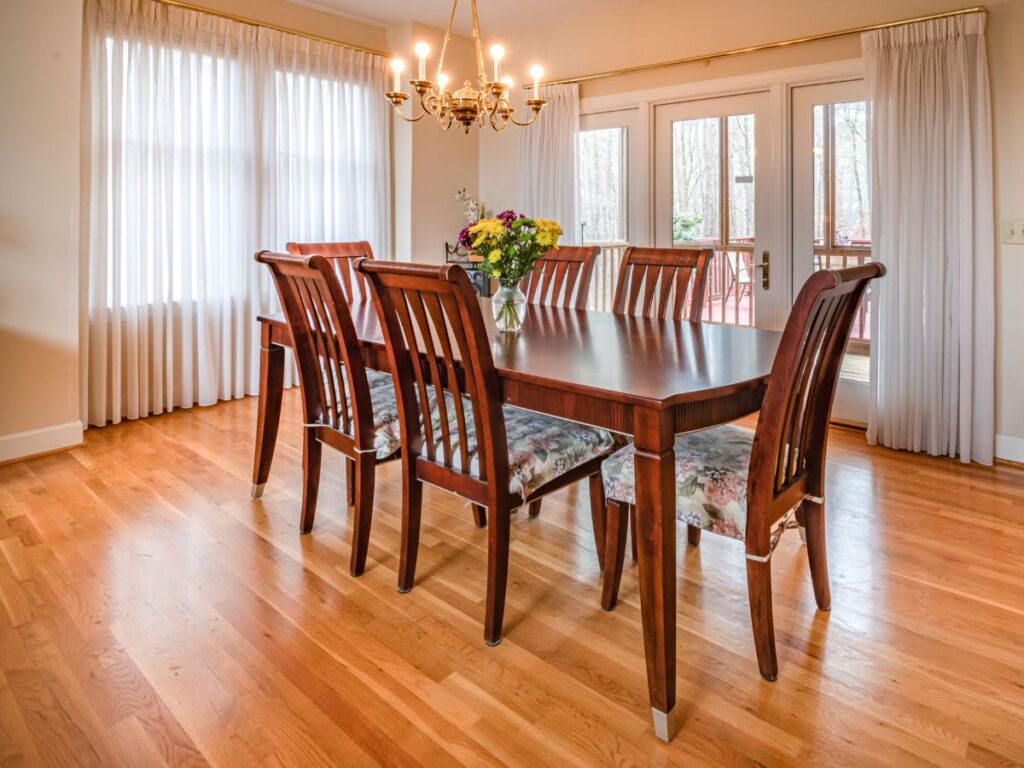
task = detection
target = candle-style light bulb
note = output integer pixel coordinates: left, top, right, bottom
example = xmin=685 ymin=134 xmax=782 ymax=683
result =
xmin=438 ymin=72 xmax=450 ymax=91
xmin=390 ymin=58 xmax=405 ymax=92
xmin=413 ymin=41 xmax=430 ymax=80
xmin=529 ymin=64 xmax=543 ymax=100
xmin=500 ymin=75 xmax=514 ymax=91
xmin=489 ymin=44 xmax=505 ymax=82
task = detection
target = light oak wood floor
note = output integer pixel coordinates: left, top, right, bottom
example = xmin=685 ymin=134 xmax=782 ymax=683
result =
xmin=1 ymin=392 xmax=1022 ymax=767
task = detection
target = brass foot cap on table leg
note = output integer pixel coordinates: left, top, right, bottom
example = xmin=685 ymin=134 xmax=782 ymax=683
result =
xmin=485 ymin=638 xmax=502 ymax=647
xmin=651 ymin=707 xmax=679 ymax=742
xmin=251 ymin=483 xmax=266 ymax=500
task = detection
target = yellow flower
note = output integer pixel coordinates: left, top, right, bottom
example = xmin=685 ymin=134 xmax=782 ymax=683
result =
xmin=488 ymin=249 xmax=502 ymax=263
xmin=533 ymin=218 xmax=563 ymax=249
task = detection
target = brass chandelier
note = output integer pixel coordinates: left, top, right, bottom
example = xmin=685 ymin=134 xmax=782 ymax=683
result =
xmin=385 ymin=0 xmax=547 ymax=133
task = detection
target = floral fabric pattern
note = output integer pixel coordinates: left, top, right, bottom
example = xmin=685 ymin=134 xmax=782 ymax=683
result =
xmin=420 ymin=392 xmax=615 ymax=499
xmin=601 ymin=425 xmax=754 ymax=541
xmin=335 ymin=368 xmax=402 ymax=460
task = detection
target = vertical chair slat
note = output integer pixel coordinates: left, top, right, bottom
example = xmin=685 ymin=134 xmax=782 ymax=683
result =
xmin=612 ymin=247 xmax=712 ymax=322
xmin=439 ymin=291 xmax=489 ymax=480
xmin=393 ymin=290 xmax=437 ymax=463
xmin=423 ymin=291 xmax=472 ymax=474
xmin=294 ymin=277 xmax=335 ymax=429
xmin=525 ymin=247 xmax=600 ymax=310
xmin=408 ymin=289 xmax=454 ymax=469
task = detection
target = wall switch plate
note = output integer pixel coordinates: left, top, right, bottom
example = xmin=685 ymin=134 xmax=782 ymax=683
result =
xmin=1003 ymin=219 xmax=1024 ymax=245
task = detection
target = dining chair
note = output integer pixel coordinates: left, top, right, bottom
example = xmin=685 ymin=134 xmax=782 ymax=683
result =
xmin=255 ymin=251 xmax=402 ymax=577
xmin=521 ymin=245 xmax=600 ymax=310
xmin=604 ymin=246 xmax=714 ymax=555
xmin=357 ymin=259 xmax=616 ymax=646
xmin=612 ymin=246 xmax=713 ymax=322
xmin=600 ymin=262 xmax=886 ymax=681
xmin=286 ymin=240 xmax=374 ymax=302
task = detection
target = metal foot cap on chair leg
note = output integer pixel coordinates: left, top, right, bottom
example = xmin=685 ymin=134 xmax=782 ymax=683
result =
xmin=651 ymin=707 xmax=679 ymax=742
xmin=251 ymin=483 xmax=266 ymax=500
xmin=485 ymin=638 xmax=502 ymax=647
xmin=798 ymin=525 xmax=807 ymax=544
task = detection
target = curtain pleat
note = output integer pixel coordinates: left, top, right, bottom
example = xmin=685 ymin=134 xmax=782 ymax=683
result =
xmin=863 ymin=12 xmax=995 ymax=464
xmin=516 ymin=83 xmax=580 ymax=244
xmin=82 ymin=0 xmax=391 ymax=426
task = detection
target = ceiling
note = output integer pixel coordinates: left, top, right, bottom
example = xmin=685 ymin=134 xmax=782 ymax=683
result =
xmin=294 ymin=0 xmax=641 ymax=36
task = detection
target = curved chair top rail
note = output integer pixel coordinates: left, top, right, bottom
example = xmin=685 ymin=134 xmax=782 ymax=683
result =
xmin=286 ymin=241 xmax=375 ymax=302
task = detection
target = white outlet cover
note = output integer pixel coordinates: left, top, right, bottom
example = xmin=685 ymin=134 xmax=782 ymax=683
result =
xmin=1002 ymin=219 xmax=1024 ymax=245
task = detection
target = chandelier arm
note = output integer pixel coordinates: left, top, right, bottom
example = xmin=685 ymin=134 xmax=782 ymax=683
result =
xmin=390 ymin=102 xmax=427 ymax=123
xmin=509 ymin=108 xmax=544 ymax=127
xmin=435 ymin=0 xmax=458 ymax=81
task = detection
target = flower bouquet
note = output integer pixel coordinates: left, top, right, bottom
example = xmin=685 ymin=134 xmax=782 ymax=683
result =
xmin=458 ymin=210 xmax=563 ymax=332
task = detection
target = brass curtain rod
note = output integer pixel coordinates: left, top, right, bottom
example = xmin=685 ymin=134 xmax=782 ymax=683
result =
xmin=538 ymin=5 xmax=986 ymax=88
xmin=149 ymin=0 xmax=392 ymax=58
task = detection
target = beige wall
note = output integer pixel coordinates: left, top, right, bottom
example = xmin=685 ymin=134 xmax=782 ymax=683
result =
xmin=481 ymin=0 xmax=1024 ymax=454
xmin=391 ymin=22 xmax=480 ymax=262
xmin=0 ymin=0 xmax=84 ymax=461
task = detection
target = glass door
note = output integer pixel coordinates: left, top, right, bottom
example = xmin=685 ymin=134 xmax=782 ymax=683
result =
xmin=654 ymin=91 xmax=784 ymax=328
xmin=792 ymin=80 xmax=872 ymax=423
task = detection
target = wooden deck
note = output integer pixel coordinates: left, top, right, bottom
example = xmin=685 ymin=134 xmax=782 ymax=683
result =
xmin=0 ymin=392 xmax=1022 ymax=767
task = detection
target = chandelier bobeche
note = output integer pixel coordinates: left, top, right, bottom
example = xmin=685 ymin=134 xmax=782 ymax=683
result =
xmin=385 ymin=0 xmax=546 ymax=133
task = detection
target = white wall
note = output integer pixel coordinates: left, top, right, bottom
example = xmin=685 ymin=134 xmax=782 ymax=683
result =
xmin=0 ymin=0 xmax=84 ymax=462
xmin=481 ymin=0 xmax=1024 ymax=461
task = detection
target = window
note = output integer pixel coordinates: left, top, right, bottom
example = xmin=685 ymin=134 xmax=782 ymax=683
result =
xmin=813 ymin=101 xmax=872 ymax=359
xmin=672 ymin=113 xmax=757 ymax=325
xmin=579 ymin=127 xmax=627 ymax=244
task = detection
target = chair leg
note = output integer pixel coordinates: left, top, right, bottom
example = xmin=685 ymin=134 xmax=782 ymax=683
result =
xmin=345 ymin=458 xmax=356 ymax=507
xmin=802 ymin=498 xmax=831 ymax=610
xmin=746 ymin=558 xmax=778 ymax=681
xmin=687 ymin=525 xmax=702 ymax=547
xmin=397 ymin=463 xmax=423 ymax=594
xmin=629 ymin=505 xmax=638 ymax=562
xmin=601 ymin=500 xmax=629 ymax=611
xmin=348 ymin=457 xmax=376 ymax=577
xmin=472 ymin=504 xmax=487 ymax=528
xmin=588 ymin=473 xmax=606 ymax=570
xmin=484 ymin=505 xmax=511 ymax=646
xmin=527 ymin=500 xmax=542 ymax=517
xmin=299 ymin=429 xmax=322 ymax=534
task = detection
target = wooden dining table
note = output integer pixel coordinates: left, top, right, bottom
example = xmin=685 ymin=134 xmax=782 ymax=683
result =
xmin=251 ymin=298 xmax=781 ymax=741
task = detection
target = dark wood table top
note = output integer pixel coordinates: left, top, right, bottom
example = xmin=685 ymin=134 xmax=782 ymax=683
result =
xmin=260 ymin=299 xmax=782 ymax=410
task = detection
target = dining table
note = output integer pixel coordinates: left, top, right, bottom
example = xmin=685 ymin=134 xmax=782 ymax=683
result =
xmin=251 ymin=297 xmax=781 ymax=742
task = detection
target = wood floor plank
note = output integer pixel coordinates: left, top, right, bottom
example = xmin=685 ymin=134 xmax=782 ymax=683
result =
xmin=0 ymin=393 xmax=1022 ymax=767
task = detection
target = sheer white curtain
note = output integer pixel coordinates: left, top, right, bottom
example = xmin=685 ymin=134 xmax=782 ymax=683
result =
xmin=82 ymin=0 xmax=390 ymax=426
xmin=516 ymin=83 xmax=580 ymax=244
xmin=863 ymin=13 xmax=995 ymax=465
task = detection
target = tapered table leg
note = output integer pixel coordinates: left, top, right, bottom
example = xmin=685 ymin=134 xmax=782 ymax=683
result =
xmin=632 ymin=406 xmax=678 ymax=742
xmin=251 ymin=322 xmax=285 ymax=499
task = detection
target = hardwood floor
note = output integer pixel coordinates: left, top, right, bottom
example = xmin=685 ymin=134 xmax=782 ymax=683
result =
xmin=1 ymin=392 xmax=1022 ymax=767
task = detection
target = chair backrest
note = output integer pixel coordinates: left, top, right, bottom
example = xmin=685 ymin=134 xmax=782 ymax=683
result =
xmin=256 ymin=251 xmax=375 ymax=450
xmin=612 ymin=247 xmax=712 ymax=322
xmin=358 ymin=260 xmax=510 ymax=495
xmin=286 ymin=241 xmax=374 ymax=303
xmin=746 ymin=262 xmax=886 ymax=549
xmin=521 ymin=246 xmax=600 ymax=309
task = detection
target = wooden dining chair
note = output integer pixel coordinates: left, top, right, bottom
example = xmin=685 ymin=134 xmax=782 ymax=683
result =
xmin=357 ymin=259 xmax=616 ymax=646
xmin=612 ymin=246 xmax=712 ymax=322
xmin=521 ymin=245 xmax=600 ymax=310
xmin=286 ymin=241 xmax=374 ymax=302
xmin=255 ymin=251 xmax=403 ymax=577
xmin=600 ymin=263 xmax=886 ymax=681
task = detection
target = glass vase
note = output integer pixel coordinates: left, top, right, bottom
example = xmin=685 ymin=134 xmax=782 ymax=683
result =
xmin=492 ymin=279 xmax=526 ymax=333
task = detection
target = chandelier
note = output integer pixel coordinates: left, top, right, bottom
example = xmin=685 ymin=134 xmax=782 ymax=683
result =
xmin=385 ymin=0 xmax=546 ymax=133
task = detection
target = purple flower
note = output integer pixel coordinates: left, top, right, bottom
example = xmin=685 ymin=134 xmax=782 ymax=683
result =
xmin=458 ymin=225 xmax=473 ymax=248
xmin=497 ymin=209 xmax=523 ymax=228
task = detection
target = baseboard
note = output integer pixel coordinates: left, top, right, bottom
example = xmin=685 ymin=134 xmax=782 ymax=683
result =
xmin=996 ymin=434 xmax=1024 ymax=464
xmin=0 ymin=421 xmax=84 ymax=465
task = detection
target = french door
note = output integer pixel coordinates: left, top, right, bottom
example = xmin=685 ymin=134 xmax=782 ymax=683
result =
xmin=792 ymin=79 xmax=872 ymax=423
xmin=653 ymin=91 xmax=786 ymax=329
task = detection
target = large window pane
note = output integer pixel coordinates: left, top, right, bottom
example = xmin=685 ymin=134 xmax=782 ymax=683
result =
xmin=672 ymin=117 xmax=719 ymax=243
xmin=833 ymin=101 xmax=870 ymax=246
xmin=579 ymin=127 xmax=627 ymax=243
xmin=727 ymin=113 xmax=755 ymax=243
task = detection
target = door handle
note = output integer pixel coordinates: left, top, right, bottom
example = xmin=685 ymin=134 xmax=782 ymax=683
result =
xmin=754 ymin=251 xmax=770 ymax=290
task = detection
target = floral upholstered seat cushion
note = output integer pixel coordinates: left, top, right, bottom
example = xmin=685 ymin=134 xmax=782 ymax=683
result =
xmin=601 ymin=424 xmax=754 ymax=541
xmin=335 ymin=368 xmax=402 ymax=460
xmin=420 ymin=392 xmax=615 ymax=499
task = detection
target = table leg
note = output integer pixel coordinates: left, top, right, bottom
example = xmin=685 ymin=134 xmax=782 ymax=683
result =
xmin=632 ymin=406 xmax=678 ymax=742
xmin=251 ymin=326 xmax=285 ymax=500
